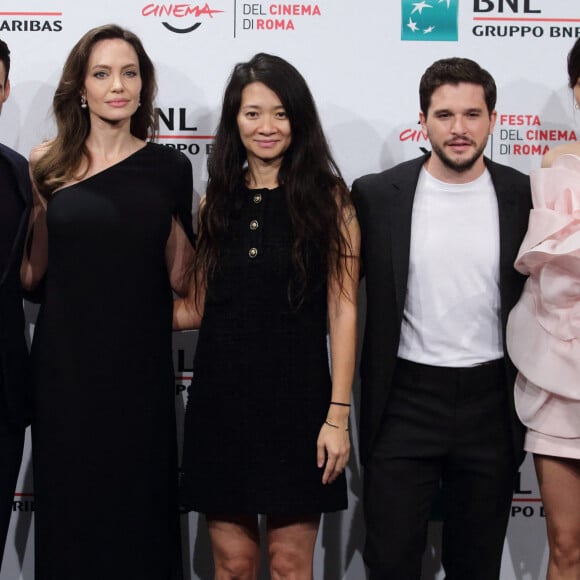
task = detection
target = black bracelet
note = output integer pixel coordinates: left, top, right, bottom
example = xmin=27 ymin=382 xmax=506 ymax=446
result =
xmin=330 ymin=401 xmax=351 ymax=407
xmin=325 ymin=420 xmax=350 ymax=432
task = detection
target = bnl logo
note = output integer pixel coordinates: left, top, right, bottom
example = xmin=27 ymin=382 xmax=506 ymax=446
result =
xmin=401 ymin=0 xmax=458 ymax=42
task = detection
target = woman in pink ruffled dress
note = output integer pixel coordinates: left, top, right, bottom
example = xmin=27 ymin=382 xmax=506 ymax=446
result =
xmin=507 ymin=37 xmax=580 ymax=580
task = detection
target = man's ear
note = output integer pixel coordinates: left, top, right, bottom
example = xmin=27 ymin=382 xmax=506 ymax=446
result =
xmin=1 ymin=78 xmax=10 ymax=104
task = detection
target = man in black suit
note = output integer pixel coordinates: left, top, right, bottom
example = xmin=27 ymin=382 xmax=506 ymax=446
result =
xmin=352 ymin=58 xmax=531 ymax=579
xmin=0 ymin=37 xmax=32 ymax=569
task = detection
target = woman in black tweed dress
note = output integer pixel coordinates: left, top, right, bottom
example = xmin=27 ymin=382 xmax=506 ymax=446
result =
xmin=175 ymin=53 xmax=359 ymax=579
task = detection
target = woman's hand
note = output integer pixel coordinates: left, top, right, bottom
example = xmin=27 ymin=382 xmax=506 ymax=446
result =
xmin=317 ymin=414 xmax=350 ymax=484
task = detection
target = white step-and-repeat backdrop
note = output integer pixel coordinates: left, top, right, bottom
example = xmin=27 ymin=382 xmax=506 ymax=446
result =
xmin=1 ymin=0 xmax=579 ymax=578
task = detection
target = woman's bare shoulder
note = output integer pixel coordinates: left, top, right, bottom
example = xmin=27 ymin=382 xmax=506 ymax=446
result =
xmin=541 ymin=141 xmax=580 ymax=167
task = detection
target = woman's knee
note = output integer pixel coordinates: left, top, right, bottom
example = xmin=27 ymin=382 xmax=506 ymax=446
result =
xmin=207 ymin=514 xmax=260 ymax=580
xmin=214 ymin=552 xmax=259 ymax=580
xmin=268 ymin=544 xmax=311 ymax=580
xmin=549 ymin=528 xmax=580 ymax=570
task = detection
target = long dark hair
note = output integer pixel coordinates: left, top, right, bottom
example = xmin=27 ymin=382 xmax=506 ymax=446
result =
xmin=568 ymin=37 xmax=580 ymax=88
xmin=195 ymin=52 xmax=352 ymax=307
xmin=33 ymin=24 xmax=157 ymax=197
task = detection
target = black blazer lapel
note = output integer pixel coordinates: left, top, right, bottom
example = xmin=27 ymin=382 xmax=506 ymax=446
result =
xmin=485 ymin=158 xmax=531 ymax=330
xmin=488 ymin=163 xmax=518 ymax=284
xmin=388 ymin=156 xmax=426 ymax=320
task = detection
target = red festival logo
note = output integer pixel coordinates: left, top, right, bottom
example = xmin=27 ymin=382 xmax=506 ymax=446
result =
xmin=141 ymin=3 xmax=224 ymax=33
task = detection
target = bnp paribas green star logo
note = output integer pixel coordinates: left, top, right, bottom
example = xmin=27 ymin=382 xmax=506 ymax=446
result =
xmin=401 ymin=0 xmax=458 ymax=42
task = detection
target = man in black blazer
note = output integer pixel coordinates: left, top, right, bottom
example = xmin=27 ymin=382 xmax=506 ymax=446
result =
xmin=352 ymin=58 xmax=532 ymax=579
xmin=0 ymin=38 xmax=32 ymax=569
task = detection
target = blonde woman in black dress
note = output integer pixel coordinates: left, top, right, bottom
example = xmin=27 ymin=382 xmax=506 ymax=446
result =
xmin=22 ymin=24 xmax=194 ymax=579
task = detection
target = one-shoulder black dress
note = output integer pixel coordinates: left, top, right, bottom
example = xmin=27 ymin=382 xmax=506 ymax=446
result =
xmin=31 ymin=143 xmax=194 ymax=579
xmin=180 ymin=185 xmax=347 ymax=514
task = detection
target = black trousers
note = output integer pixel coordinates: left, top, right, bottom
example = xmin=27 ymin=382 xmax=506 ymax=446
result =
xmin=364 ymin=358 xmax=516 ymax=580
xmin=0 ymin=390 xmax=25 ymax=569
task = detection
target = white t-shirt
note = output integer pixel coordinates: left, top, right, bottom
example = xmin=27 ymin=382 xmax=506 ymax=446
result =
xmin=397 ymin=166 xmax=504 ymax=367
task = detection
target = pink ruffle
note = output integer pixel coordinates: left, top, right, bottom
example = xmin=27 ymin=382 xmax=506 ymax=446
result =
xmin=507 ymin=154 xmax=580 ymax=438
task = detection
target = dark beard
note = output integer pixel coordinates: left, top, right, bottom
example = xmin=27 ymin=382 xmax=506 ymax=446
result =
xmin=430 ymin=139 xmax=487 ymax=173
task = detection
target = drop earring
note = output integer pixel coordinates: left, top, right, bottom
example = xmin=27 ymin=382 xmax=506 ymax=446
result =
xmin=80 ymin=95 xmax=87 ymax=109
